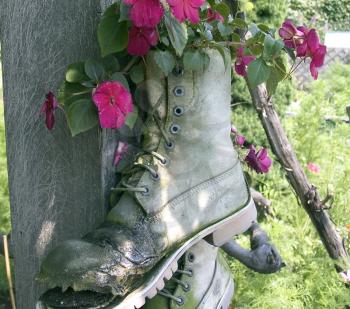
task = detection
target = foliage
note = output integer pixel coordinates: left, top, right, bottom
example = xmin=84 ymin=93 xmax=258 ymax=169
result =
xmin=0 ymin=69 xmax=10 ymax=235
xmin=54 ymin=0 xmax=307 ymax=137
xmin=230 ymin=62 xmax=350 ymax=308
xmin=246 ymin=0 xmax=289 ymax=28
xmin=289 ymin=0 xmax=350 ymax=32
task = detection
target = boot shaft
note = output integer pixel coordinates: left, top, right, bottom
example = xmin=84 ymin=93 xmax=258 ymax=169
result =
xmin=136 ymin=49 xmax=238 ymax=215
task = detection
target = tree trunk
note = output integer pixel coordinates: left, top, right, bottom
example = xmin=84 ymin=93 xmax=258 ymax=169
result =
xmin=0 ymin=1 xmax=107 ymax=307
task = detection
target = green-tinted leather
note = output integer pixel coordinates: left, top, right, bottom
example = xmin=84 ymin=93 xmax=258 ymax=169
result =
xmin=143 ymin=241 xmax=234 ymax=309
xmin=38 ymin=49 xmax=250 ymax=299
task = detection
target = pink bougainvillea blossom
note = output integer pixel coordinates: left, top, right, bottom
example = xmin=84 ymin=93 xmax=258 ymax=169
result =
xmin=114 ymin=141 xmax=129 ymax=166
xmin=167 ymin=0 xmax=205 ymax=24
xmin=92 ymin=81 xmax=133 ymax=129
xmin=307 ymin=162 xmax=320 ymax=174
xmin=207 ymin=8 xmax=224 ymax=23
xmin=234 ymin=47 xmax=256 ymax=77
xmin=127 ymin=25 xmax=158 ymax=56
xmin=123 ymin=0 xmax=164 ymax=27
xmin=40 ymin=92 xmax=58 ymax=131
xmin=245 ymin=146 xmax=272 ymax=174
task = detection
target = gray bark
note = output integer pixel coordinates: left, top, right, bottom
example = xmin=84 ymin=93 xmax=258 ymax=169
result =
xmin=0 ymin=1 xmax=107 ymax=307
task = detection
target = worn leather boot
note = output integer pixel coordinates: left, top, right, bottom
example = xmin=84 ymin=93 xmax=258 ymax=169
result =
xmin=142 ymin=240 xmax=234 ymax=309
xmin=38 ymin=49 xmax=256 ymax=308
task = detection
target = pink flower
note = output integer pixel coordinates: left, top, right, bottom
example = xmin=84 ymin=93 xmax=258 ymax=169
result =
xmin=123 ymin=0 xmax=164 ymax=28
xmin=279 ymin=20 xmax=305 ymax=49
xmin=235 ymin=134 xmax=246 ymax=147
xmin=40 ymin=92 xmax=58 ymax=131
xmin=114 ymin=141 xmax=129 ymax=166
xmin=92 ymin=81 xmax=133 ymax=129
xmin=245 ymin=146 xmax=272 ymax=174
xmin=207 ymin=8 xmax=224 ymax=23
xmin=127 ymin=25 xmax=158 ymax=56
xmin=167 ymin=0 xmax=205 ymax=24
xmin=279 ymin=21 xmax=327 ymax=80
xmin=307 ymin=163 xmax=320 ymax=174
xmin=234 ymin=47 xmax=256 ymax=77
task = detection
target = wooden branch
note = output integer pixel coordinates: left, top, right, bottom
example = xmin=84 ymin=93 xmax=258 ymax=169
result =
xmin=250 ymin=187 xmax=273 ymax=216
xmin=246 ymin=80 xmax=350 ymax=270
xmin=347 ymin=106 xmax=350 ymax=122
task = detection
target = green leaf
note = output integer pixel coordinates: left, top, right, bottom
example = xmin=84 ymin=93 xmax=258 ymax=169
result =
xmin=65 ymin=62 xmax=89 ymax=83
xmin=101 ymin=55 xmax=120 ymax=74
xmin=263 ymin=35 xmax=284 ymax=61
xmin=183 ymin=50 xmax=210 ymax=72
xmin=111 ymin=72 xmax=130 ymax=91
xmin=247 ymin=58 xmax=271 ymax=88
xmin=218 ymin=22 xmax=233 ymax=37
xmin=58 ymin=81 xmax=92 ymax=107
xmin=84 ymin=59 xmax=105 ymax=82
xmin=214 ymin=2 xmax=230 ymax=20
xmin=232 ymin=18 xmax=247 ymax=29
xmin=154 ymin=50 xmax=176 ymax=76
xmin=67 ymin=99 xmax=99 ymax=136
xmin=164 ymin=12 xmax=188 ymax=56
xmin=98 ymin=4 xmax=129 ymax=57
xmin=266 ymin=67 xmax=284 ymax=96
xmin=284 ymin=46 xmax=296 ymax=61
xmin=125 ymin=106 xmax=139 ymax=129
xmin=130 ymin=63 xmax=145 ymax=84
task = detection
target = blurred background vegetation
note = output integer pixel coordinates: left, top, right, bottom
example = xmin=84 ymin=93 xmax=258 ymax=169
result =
xmin=1 ymin=0 xmax=350 ymax=307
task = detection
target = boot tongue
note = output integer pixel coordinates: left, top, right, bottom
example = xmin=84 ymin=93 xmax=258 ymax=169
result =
xmin=124 ymin=92 xmax=167 ymax=187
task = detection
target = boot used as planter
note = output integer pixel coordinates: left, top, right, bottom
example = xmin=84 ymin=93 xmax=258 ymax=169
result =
xmin=143 ymin=240 xmax=234 ymax=309
xmin=37 ymin=49 xmax=257 ymax=308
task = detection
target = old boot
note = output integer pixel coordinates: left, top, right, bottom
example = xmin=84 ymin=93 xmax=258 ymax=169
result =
xmin=38 ymin=49 xmax=256 ymax=308
xmin=142 ymin=240 xmax=234 ymax=309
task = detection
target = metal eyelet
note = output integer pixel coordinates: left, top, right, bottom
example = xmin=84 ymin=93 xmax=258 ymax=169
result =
xmin=160 ymin=157 xmax=170 ymax=166
xmin=173 ymin=106 xmax=184 ymax=117
xmin=173 ymin=86 xmax=185 ymax=97
xmin=186 ymin=269 xmax=193 ymax=277
xmin=141 ymin=186 xmax=150 ymax=196
xmin=151 ymin=173 xmax=160 ymax=181
xmin=176 ymin=296 xmax=185 ymax=306
xmin=188 ymin=253 xmax=195 ymax=262
xmin=165 ymin=141 xmax=175 ymax=150
xmin=172 ymin=66 xmax=184 ymax=77
xmin=182 ymin=282 xmax=191 ymax=292
xmin=170 ymin=124 xmax=181 ymax=134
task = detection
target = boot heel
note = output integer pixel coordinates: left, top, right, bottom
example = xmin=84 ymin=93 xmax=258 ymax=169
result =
xmin=205 ymin=198 xmax=257 ymax=247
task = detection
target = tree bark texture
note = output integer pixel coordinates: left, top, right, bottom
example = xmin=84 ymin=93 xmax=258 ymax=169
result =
xmin=0 ymin=1 xmax=106 ymax=307
xmin=246 ymin=81 xmax=349 ymax=269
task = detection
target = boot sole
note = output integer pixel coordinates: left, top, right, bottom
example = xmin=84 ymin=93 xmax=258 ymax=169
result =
xmin=217 ymin=277 xmax=234 ymax=309
xmin=36 ymin=197 xmax=256 ymax=309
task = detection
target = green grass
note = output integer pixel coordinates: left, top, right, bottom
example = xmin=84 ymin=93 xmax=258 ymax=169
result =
xmin=0 ymin=66 xmax=10 ymax=302
xmin=230 ymin=62 xmax=350 ymax=308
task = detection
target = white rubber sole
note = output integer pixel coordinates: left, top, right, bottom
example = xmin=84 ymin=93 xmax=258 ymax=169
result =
xmin=37 ymin=197 xmax=256 ymax=309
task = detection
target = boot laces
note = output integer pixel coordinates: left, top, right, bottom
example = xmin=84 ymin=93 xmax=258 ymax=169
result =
xmin=158 ymin=268 xmax=193 ymax=306
xmin=112 ymin=101 xmax=172 ymax=194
